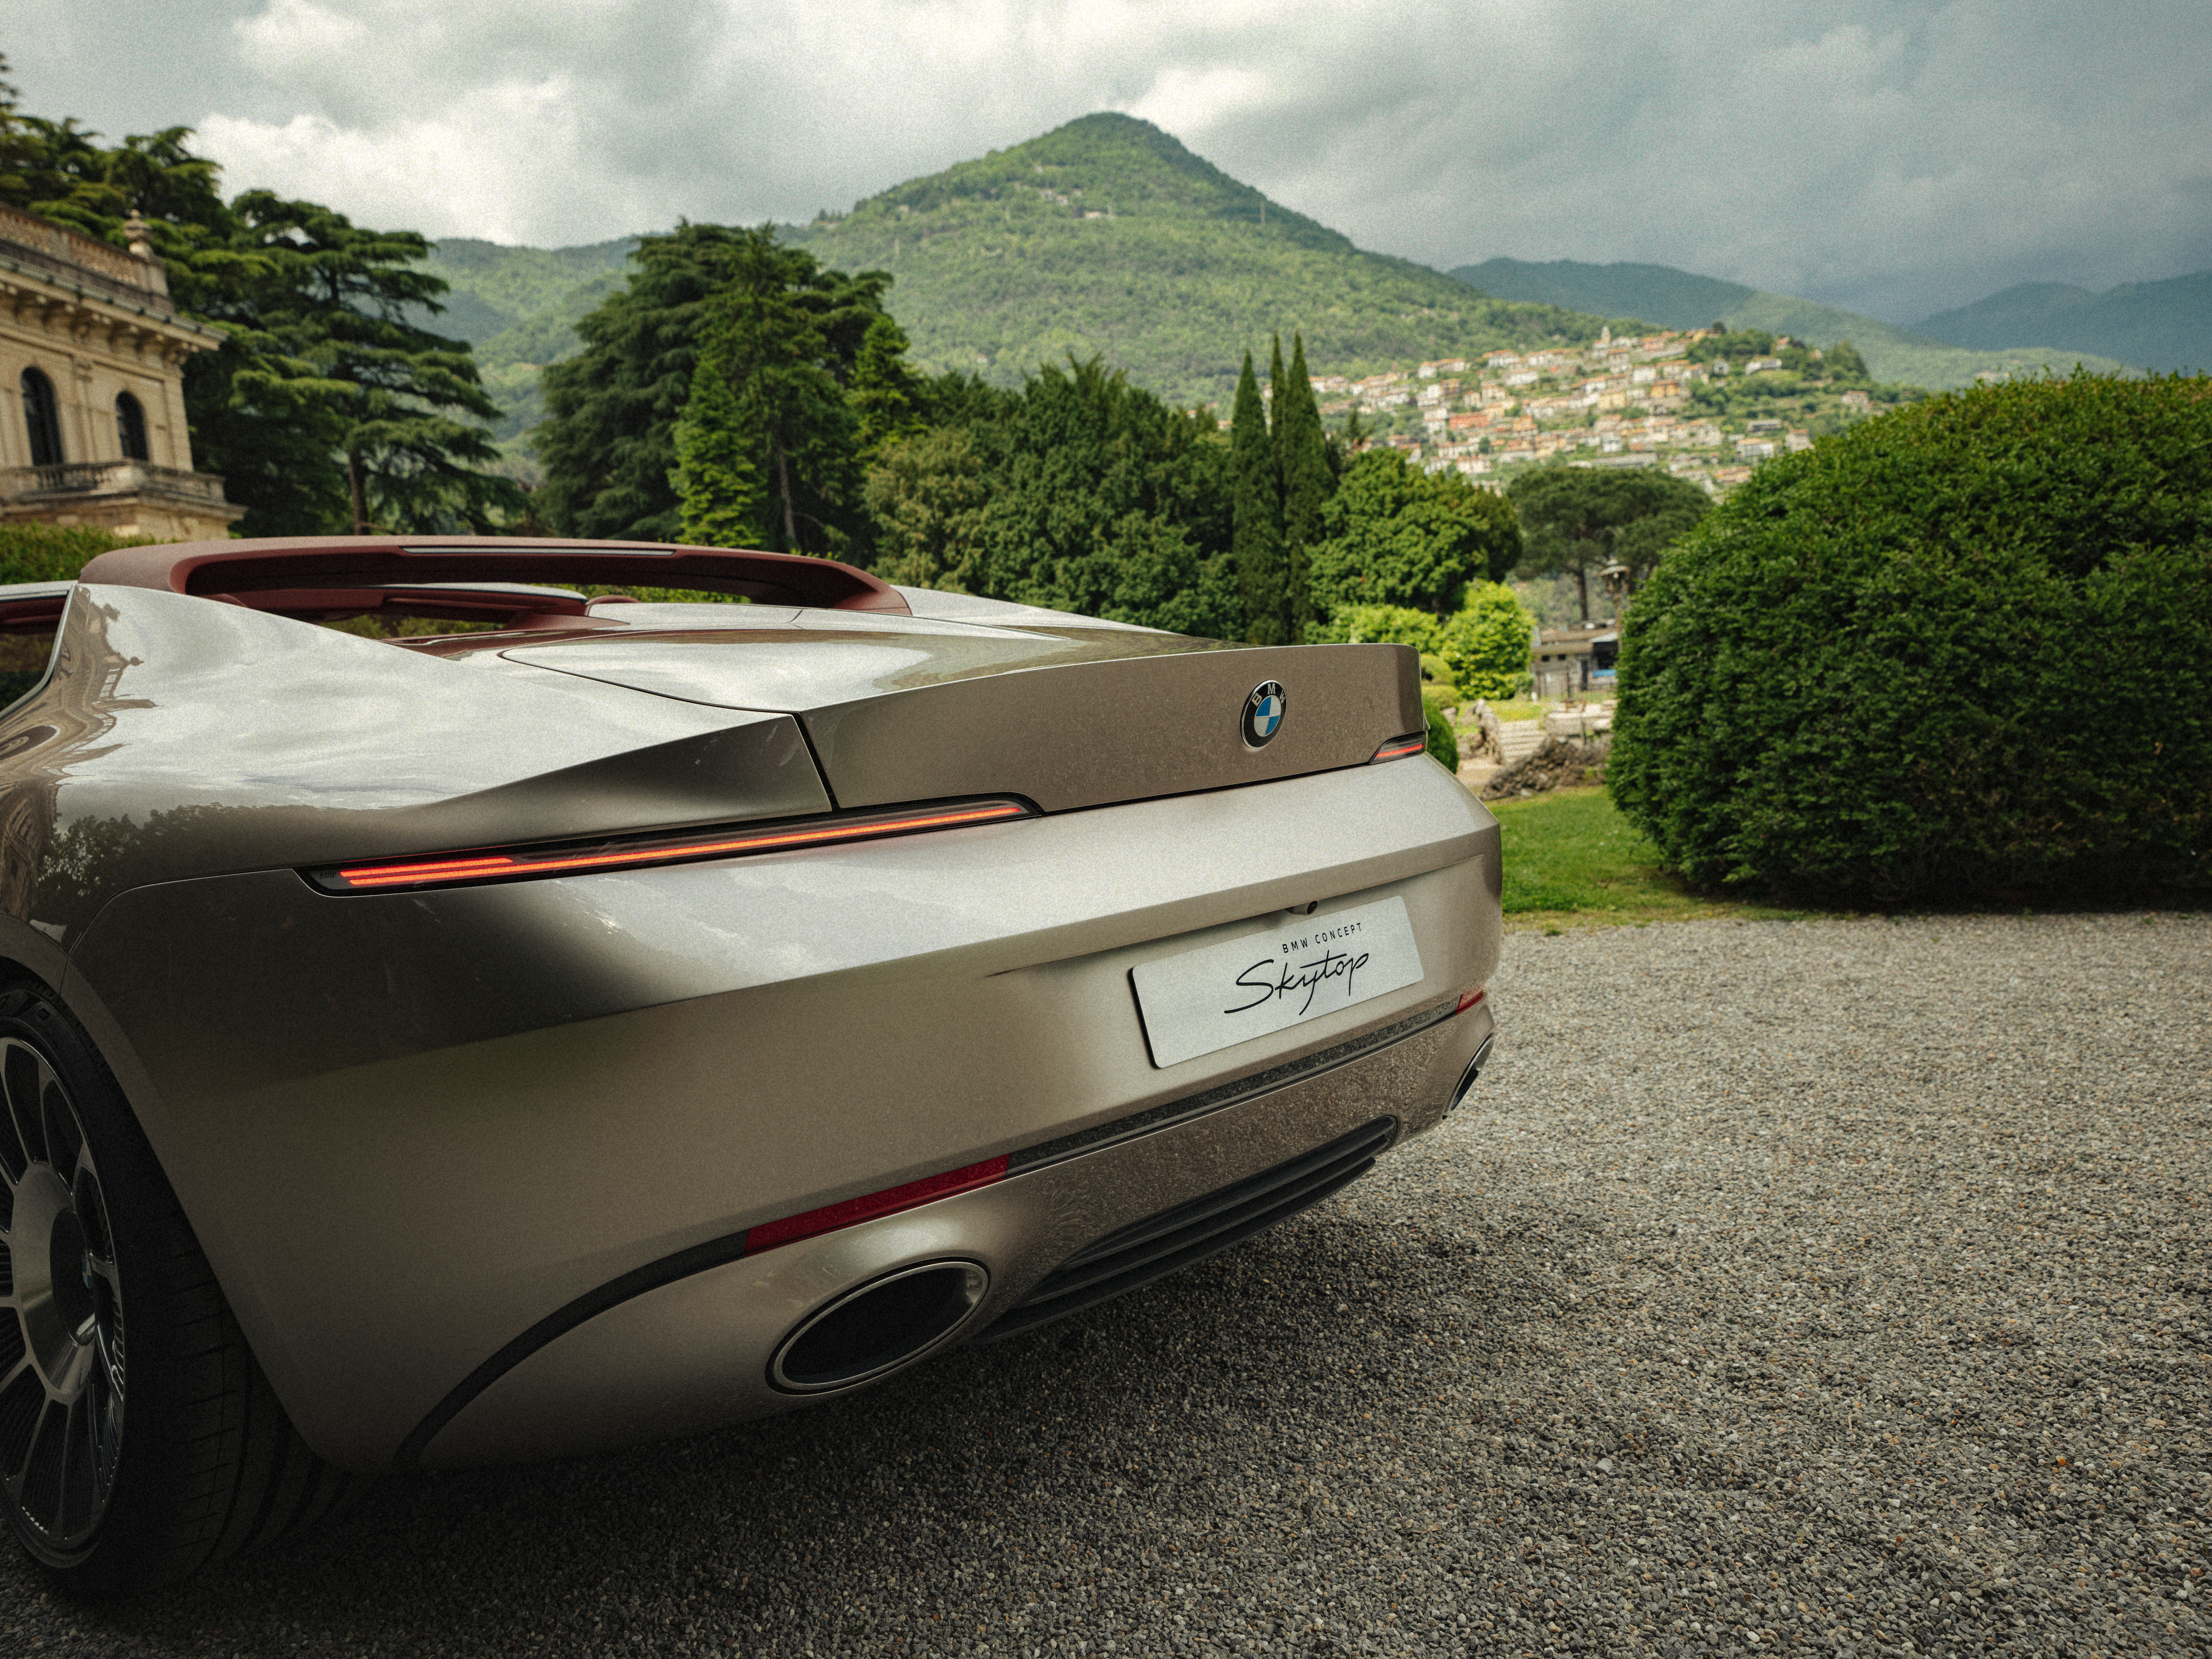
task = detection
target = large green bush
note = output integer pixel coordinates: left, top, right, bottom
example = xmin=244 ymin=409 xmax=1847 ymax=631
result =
xmin=1436 ymin=582 xmax=1536 ymax=702
xmin=1609 ymin=374 xmax=2212 ymax=902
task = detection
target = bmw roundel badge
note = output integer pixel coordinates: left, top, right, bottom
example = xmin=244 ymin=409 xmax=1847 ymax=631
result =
xmin=1242 ymin=680 xmax=1286 ymax=748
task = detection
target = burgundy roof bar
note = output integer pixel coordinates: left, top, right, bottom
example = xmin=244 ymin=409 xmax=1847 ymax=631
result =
xmin=77 ymin=536 xmax=910 ymax=615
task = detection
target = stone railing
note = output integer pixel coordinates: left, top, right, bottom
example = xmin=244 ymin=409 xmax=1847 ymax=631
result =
xmin=0 ymin=202 xmax=173 ymax=313
xmin=0 ymin=461 xmax=228 ymax=505
xmin=1543 ymin=706 xmax=1614 ymax=741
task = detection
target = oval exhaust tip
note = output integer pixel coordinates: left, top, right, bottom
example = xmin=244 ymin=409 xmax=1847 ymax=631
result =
xmin=1445 ymin=1035 xmax=1494 ymax=1116
xmin=770 ymin=1260 xmax=990 ymax=1394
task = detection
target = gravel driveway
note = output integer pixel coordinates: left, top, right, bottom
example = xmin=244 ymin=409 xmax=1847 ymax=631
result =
xmin=5 ymin=912 xmax=2206 ymax=1657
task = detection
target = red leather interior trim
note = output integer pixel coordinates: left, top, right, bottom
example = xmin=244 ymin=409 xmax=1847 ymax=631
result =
xmin=0 ymin=593 xmax=67 ymax=634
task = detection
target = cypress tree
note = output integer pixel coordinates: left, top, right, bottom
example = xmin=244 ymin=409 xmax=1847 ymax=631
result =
xmin=1267 ymin=334 xmax=1288 ymax=480
xmin=1275 ymin=332 xmax=1329 ymax=642
xmin=1230 ymin=350 xmax=1286 ymax=644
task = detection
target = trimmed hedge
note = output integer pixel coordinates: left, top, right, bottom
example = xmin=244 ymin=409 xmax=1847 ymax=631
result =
xmin=1608 ymin=374 xmax=2212 ymax=902
xmin=1421 ymin=694 xmax=1459 ymax=772
xmin=0 ymin=525 xmax=154 ymax=585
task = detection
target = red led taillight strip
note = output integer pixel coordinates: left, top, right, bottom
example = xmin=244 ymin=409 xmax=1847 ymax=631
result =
xmin=746 ymin=1156 xmax=1010 ymax=1253
xmin=309 ymin=799 xmax=1032 ymax=893
xmin=1371 ymin=732 xmax=1428 ymax=762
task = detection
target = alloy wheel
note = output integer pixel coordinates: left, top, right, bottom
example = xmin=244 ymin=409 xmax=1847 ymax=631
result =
xmin=0 ymin=1034 xmax=125 ymax=1555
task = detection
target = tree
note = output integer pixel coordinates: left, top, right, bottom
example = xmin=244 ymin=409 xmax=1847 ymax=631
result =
xmin=1507 ymin=465 xmax=1710 ymax=620
xmin=1309 ymin=449 xmax=1522 ymax=617
xmin=1610 ymin=484 xmax=1712 ymax=586
xmin=715 ymin=228 xmax=881 ymax=556
xmin=1274 ymin=333 xmax=1328 ymax=643
xmin=968 ymin=355 xmax=1237 ymax=632
xmin=863 ymin=426 xmax=989 ymax=590
xmin=535 ymin=223 xmax=745 ymax=541
xmin=849 ymin=314 xmax=928 ymax=455
xmin=1824 ymin=339 xmax=1872 ymax=383
xmin=1229 ymin=351 xmax=1286 ymax=642
xmin=536 ymin=224 xmax=893 ymax=555
xmin=218 ymin=193 xmax=522 ymax=535
xmin=668 ymin=324 xmax=759 ymax=545
xmin=865 ymin=355 xmax=1240 ymax=637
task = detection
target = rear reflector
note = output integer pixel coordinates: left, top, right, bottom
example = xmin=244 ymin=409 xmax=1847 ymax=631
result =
xmin=747 ymin=1157 xmax=1010 ymax=1254
xmin=1454 ymin=987 xmax=1486 ymax=1014
xmin=1371 ymin=732 xmax=1428 ymax=762
xmin=307 ymin=798 xmax=1032 ymax=893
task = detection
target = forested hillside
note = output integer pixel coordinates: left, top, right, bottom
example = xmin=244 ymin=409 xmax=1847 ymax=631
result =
xmin=1913 ymin=271 xmax=2212 ymax=373
xmin=415 ymin=237 xmax=637 ymax=437
xmin=1452 ymin=257 xmax=2135 ymax=389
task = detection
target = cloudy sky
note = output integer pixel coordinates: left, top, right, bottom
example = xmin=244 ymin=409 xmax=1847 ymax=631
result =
xmin=11 ymin=0 xmax=2209 ymax=323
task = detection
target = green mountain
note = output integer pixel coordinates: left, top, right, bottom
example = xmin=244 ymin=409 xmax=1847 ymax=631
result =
xmin=1450 ymin=257 xmax=2135 ymax=390
xmin=1913 ymin=272 xmax=2212 ymax=373
xmin=780 ymin=114 xmax=1607 ymax=405
xmin=421 ymin=117 xmax=1613 ymax=440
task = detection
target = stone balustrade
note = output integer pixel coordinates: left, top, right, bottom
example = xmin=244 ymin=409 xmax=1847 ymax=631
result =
xmin=0 ymin=460 xmax=229 ymax=506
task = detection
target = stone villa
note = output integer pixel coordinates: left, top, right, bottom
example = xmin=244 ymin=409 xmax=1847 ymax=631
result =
xmin=1 ymin=202 xmax=242 ymax=541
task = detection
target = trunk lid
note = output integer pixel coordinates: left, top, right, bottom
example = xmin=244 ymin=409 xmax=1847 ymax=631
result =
xmin=499 ymin=616 xmax=1423 ymax=812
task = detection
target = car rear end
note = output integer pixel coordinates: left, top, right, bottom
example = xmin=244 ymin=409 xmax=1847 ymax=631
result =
xmin=52 ymin=546 xmax=1502 ymax=1471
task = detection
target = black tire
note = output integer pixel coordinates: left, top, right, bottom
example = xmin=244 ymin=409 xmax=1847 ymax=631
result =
xmin=0 ymin=983 xmax=362 ymax=1594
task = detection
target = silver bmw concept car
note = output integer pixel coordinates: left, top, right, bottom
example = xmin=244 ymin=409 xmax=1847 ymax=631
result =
xmin=0 ymin=537 xmax=1500 ymax=1590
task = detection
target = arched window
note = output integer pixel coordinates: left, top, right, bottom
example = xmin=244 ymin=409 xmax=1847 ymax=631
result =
xmin=115 ymin=392 xmax=150 ymax=461
xmin=20 ymin=369 xmax=63 ymax=468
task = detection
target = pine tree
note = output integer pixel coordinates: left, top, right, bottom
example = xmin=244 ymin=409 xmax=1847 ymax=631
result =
xmin=716 ymin=231 xmax=867 ymax=556
xmin=1230 ymin=351 xmax=1286 ymax=644
xmin=218 ymin=193 xmax=521 ymax=536
xmin=1275 ymin=333 xmax=1330 ymax=642
xmin=536 ymin=224 xmax=748 ymax=541
xmin=849 ymin=314 xmax=927 ymax=455
xmin=669 ymin=320 xmax=759 ymax=545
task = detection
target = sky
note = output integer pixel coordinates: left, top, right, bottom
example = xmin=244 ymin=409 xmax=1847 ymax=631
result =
xmin=10 ymin=0 xmax=2210 ymax=325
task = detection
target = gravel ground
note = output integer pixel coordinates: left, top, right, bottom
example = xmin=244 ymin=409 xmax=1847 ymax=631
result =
xmin=5 ymin=911 xmax=2207 ymax=1657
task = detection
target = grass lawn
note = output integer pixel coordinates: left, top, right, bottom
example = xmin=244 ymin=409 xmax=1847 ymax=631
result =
xmin=1489 ymin=786 xmax=1814 ymax=933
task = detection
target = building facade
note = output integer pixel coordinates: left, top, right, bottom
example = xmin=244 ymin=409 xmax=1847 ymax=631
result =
xmin=0 ymin=202 xmax=243 ymax=541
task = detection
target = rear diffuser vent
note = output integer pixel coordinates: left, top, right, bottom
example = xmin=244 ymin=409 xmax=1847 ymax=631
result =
xmin=980 ymin=1117 xmax=1396 ymax=1341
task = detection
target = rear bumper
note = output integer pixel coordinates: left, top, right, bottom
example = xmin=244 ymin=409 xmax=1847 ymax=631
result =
xmin=416 ymin=992 xmax=1490 ymax=1468
xmin=63 ymin=757 xmax=1500 ymax=1470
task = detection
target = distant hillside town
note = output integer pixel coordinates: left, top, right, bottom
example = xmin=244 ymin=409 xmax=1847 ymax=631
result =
xmin=1290 ymin=325 xmax=1899 ymax=493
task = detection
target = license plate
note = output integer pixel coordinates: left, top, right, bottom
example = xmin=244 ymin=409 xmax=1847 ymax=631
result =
xmin=1130 ymin=896 xmax=1426 ymax=1068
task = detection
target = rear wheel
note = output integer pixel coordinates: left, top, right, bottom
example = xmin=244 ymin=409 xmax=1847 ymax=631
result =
xmin=0 ymin=985 xmax=360 ymax=1593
